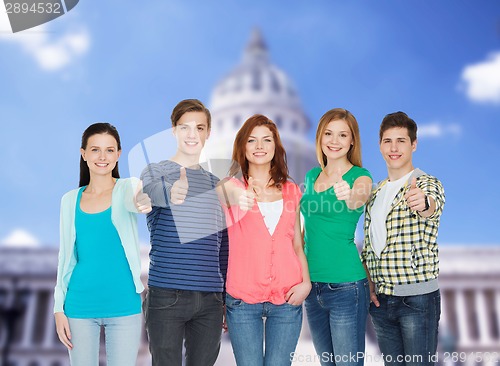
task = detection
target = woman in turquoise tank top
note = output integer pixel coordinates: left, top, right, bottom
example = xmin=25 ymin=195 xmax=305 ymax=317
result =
xmin=53 ymin=123 xmax=152 ymax=366
xmin=300 ymin=109 xmax=373 ymax=366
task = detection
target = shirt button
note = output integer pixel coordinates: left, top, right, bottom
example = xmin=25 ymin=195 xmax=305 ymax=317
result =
xmin=272 ymin=238 xmax=275 ymax=241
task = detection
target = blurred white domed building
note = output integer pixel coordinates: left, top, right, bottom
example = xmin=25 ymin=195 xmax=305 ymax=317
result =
xmin=204 ymin=29 xmax=317 ymax=182
xmin=1 ymin=30 xmax=499 ymax=366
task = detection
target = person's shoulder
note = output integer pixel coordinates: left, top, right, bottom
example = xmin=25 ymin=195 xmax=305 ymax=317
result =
xmin=200 ymin=168 xmax=221 ymax=184
xmin=60 ymin=187 xmax=80 ymax=207
xmin=114 ymin=177 xmax=140 ymax=193
xmin=116 ymin=177 xmax=138 ymax=185
xmin=61 ymin=187 xmax=80 ymax=201
xmin=350 ymin=165 xmax=372 ymax=179
xmin=145 ymin=159 xmax=177 ymax=171
xmin=412 ymin=169 xmax=442 ymax=184
xmin=305 ymin=166 xmax=322 ymax=179
xmin=283 ymin=180 xmax=300 ymax=191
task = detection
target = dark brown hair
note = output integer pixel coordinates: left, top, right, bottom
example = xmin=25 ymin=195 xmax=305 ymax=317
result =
xmin=229 ymin=114 xmax=289 ymax=188
xmin=170 ymin=99 xmax=211 ymax=129
xmin=379 ymin=111 xmax=417 ymax=143
xmin=79 ymin=123 xmax=121 ymax=187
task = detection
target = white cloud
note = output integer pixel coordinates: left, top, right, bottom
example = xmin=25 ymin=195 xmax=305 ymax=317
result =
xmin=418 ymin=123 xmax=462 ymax=139
xmin=0 ymin=4 xmax=90 ymax=71
xmin=0 ymin=229 xmax=40 ymax=248
xmin=461 ymin=52 xmax=500 ymax=104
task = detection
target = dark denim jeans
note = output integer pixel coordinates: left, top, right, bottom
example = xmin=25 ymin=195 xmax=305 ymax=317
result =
xmin=369 ymin=290 xmax=441 ymax=366
xmin=305 ymin=279 xmax=369 ymax=366
xmin=225 ymin=293 xmax=303 ymax=366
xmin=143 ymin=287 xmax=224 ymax=366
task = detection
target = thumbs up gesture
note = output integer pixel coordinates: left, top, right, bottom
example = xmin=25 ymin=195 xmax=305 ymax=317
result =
xmin=332 ymin=168 xmax=351 ymax=201
xmin=171 ymin=167 xmax=189 ymax=205
xmin=134 ymin=180 xmax=152 ymax=214
xmin=238 ymin=176 xmax=257 ymax=211
xmin=404 ymin=177 xmax=426 ymax=212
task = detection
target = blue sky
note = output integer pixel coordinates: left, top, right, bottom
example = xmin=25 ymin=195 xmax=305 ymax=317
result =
xmin=0 ymin=0 xmax=499 ymax=246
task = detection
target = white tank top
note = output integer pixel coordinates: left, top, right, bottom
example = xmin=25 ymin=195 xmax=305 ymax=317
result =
xmin=257 ymin=199 xmax=283 ymax=235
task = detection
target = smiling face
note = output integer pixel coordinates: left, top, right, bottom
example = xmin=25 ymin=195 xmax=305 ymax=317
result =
xmin=80 ymin=133 xmax=121 ymax=179
xmin=245 ymin=125 xmax=276 ymax=167
xmin=380 ymin=127 xmax=416 ymax=178
xmin=320 ymin=119 xmax=353 ymax=164
xmin=173 ymin=111 xmax=210 ymax=158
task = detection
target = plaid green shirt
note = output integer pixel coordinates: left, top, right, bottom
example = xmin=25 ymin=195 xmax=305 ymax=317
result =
xmin=361 ymin=169 xmax=445 ymax=296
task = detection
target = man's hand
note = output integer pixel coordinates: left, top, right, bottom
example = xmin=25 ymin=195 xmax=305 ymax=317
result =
xmin=368 ymin=280 xmax=380 ymax=307
xmin=405 ymin=177 xmax=426 ymax=212
xmin=171 ymin=167 xmax=189 ymax=205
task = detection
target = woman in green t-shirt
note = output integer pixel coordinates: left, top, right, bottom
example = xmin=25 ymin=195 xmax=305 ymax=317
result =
xmin=300 ymin=108 xmax=372 ymax=366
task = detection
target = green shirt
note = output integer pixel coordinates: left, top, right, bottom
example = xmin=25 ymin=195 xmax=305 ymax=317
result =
xmin=300 ymin=166 xmax=371 ymax=283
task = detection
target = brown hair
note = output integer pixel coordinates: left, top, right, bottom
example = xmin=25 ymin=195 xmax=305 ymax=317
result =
xmin=229 ymin=114 xmax=289 ymax=188
xmin=379 ymin=111 xmax=417 ymax=143
xmin=170 ymin=99 xmax=211 ymax=129
xmin=315 ymin=108 xmax=362 ymax=168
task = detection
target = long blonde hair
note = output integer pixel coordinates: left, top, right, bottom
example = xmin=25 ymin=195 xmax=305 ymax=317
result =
xmin=315 ymin=108 xmax=362 ymax=168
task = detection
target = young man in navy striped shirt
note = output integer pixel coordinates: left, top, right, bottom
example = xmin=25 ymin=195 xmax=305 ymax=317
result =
xmin=141 ymin=99 xmax=228 ymax=366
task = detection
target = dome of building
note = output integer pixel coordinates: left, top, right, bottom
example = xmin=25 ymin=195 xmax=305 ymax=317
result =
xmin=211 ymin=29 xmax=305 ymax=122
xmin=204 ymin=29 xmax=316 ymax=182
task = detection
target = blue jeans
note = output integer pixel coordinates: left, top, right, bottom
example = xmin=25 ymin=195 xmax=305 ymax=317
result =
xmin=305 ymin=279 xmax=369 ymax=366
xmin=369 ymin=290 xmax=441 ymax=366
xmin=144 ymin=287 xmax=224 ymax=366
xmin=225 ymin=293 xmax=303 ymax=366
xmin=67 ymin=314 xmax=142 ymax=366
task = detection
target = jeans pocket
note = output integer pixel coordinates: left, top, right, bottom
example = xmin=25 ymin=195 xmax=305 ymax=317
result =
xmin=326 ymin=282 xmax=356 ymax=291
xmin=213 ymin=292 xmax=223 ymax=304
xmin=225 ymin=294 xmax=243 ymax=308
xmin=402 ymin=294 xmax=428 ymax=312
xmin=147 ymin=289 xmax=179 ymax=310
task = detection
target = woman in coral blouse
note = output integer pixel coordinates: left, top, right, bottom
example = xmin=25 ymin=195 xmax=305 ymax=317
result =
xmin=220 ymin=114 xmax=311 ymax=366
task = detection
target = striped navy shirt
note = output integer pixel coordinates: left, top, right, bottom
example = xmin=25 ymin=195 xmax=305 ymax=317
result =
xmin=141 ymin=160 xmax=228 ymax=293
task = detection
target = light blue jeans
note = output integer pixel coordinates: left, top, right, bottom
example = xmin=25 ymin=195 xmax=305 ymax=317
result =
xmin=225 ymin=293 xmax=303 ymax=366
xmin=305 ymin=279 xmax=369 ymax=366
xmin=67 ymin=313 xmax=142 ymax=366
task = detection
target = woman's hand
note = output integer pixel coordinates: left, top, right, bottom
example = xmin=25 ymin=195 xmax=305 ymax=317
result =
xmin=135 ymin=181 xmax=152 ymax=213
xmin=55 ymin=312 xmax=73 ymax=350
xmin=285 ymin=281 xmax=312 ymax=306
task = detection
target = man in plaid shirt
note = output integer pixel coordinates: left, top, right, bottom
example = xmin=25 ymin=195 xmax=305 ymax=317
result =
xmin=362 ymin=111 xmax=445 ymax=366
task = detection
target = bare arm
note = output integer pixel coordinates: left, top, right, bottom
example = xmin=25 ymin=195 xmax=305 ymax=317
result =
xmin=345 ymin=176 xmax=372 ymax=210
xmin=285 ymin=207 xmax=312 ymax=306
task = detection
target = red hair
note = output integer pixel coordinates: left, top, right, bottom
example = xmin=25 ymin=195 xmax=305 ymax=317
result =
xmin=229 ymin=114 xmax=289 ymax=188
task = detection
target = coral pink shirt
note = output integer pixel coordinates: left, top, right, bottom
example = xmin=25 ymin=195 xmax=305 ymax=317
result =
xmin=223 ymin=179 xmax=303 ymax=305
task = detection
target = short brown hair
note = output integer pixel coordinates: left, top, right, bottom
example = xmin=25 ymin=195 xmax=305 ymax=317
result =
xmin=229 ymin=114 xmax=289 ymax=188
xmin=315 ymin=108 xmax=363 ymax=168
xmin=379 ymin=111 xmax=417 ymax=143
xmin=170 ymin=99 xmax=211 ymax=129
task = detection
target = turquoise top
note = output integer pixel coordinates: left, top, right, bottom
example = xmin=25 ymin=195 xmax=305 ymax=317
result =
xmin=64 ymin=186 xmax=141 ymax=318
